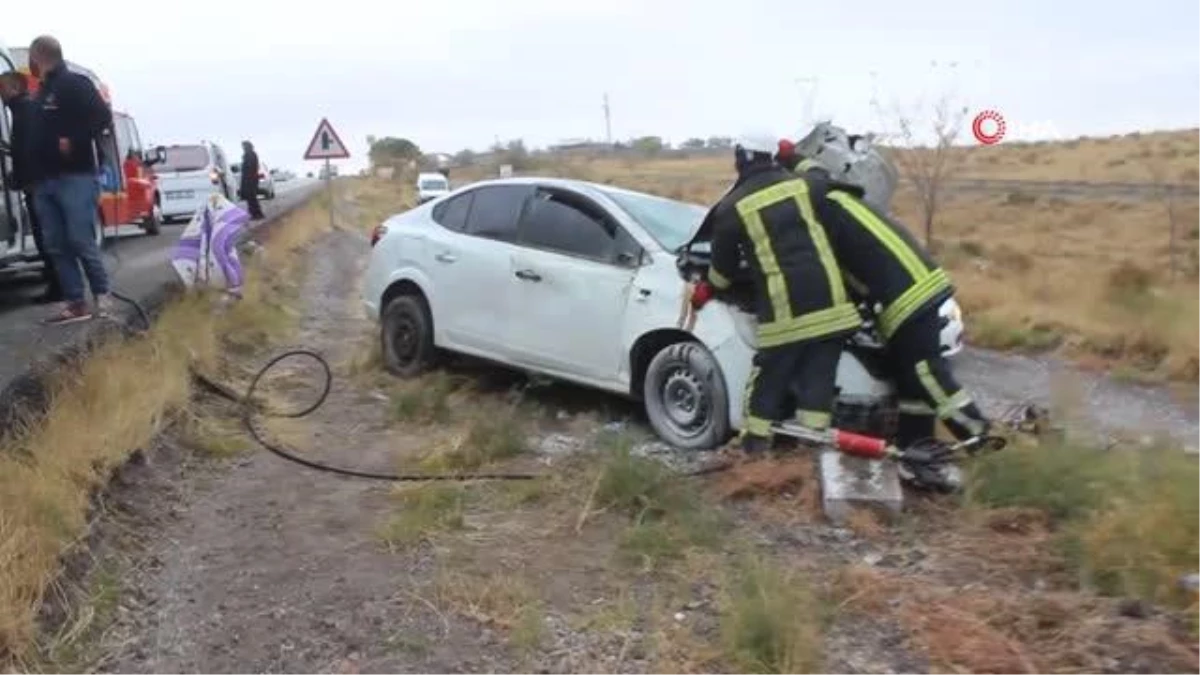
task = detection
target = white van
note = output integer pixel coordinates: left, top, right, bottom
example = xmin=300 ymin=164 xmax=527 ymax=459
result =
xmin=415 ymin=172 xmax=450 ymax=204
xmin=155 ymin=141 xmax=235 ymax=222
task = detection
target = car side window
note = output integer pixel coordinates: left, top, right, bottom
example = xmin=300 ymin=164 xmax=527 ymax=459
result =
xmin=462 ymin=185 xmax=530 ymax=242
xmin=519 ymin=189 xmax=633 ymax=264
xmin=432 ymin=191 xmax=473 ymax=232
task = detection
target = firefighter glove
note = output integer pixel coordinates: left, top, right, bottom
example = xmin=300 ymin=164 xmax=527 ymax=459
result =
xmin=690 ymin=280 xmax=715 ymax=310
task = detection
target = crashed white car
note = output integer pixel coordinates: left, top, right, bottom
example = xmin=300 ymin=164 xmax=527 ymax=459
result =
xmin=361 ymin=176 xmax=964 ymax=450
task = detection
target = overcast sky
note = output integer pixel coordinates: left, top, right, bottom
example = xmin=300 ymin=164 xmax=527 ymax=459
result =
xmin=8 ymin=0 xmax=1199 ymax=174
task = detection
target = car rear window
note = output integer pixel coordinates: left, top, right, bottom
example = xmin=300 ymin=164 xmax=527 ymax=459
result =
xmin=158 ymin=145 xmax=210 ymax=173
xmin=420 ymin=178 xmax=448 ymax=190
xmin=463 ymin=185 xmax=530 ymax=242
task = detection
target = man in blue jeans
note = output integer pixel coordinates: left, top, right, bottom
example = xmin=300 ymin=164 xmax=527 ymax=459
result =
xmin=28 ymin=35 xmax=113 ymax=325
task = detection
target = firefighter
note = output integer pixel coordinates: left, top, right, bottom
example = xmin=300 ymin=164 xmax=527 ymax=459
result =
xmin=690 ymin=135 xmax=863 ymax=456
xmin=807 ymin=174 xmax=992 ymax=448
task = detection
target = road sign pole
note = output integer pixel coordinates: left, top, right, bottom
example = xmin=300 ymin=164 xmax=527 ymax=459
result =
xmin=303 ymin=118 xmax=350 ymax=229
xmin=325 ymin=158 xmax=334 ymax=229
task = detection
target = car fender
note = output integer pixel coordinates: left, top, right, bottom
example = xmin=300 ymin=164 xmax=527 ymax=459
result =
xmin=362 ymin=229 xmax=431 ymax=321
xmin=376 ymin=267 xmax=437 ymax=320
xmin=623 ymin=265 xmax=896 ymax=431
xmin=621 ymin=262 xmax=749 ymax=423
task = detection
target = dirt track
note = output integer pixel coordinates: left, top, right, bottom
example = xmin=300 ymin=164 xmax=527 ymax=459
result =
xmin=40 ymin=212 xmax=1197 ymax=673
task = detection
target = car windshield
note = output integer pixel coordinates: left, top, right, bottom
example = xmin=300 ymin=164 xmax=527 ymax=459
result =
xmin=597 ymin=186 xmax=707 ymax=251
xmin=420 ymin=179 xmax=448 ymax=190
xmin=158 ymin=145 xmax=210 ymax=173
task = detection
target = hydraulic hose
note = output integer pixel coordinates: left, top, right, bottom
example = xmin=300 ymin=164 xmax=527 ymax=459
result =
xmin=108 ymin=291 xmax=537 ymax=482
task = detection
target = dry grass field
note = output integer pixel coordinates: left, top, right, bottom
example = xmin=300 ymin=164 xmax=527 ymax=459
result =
xmin=3 ymin=177 xmax=1193 ymax=673
xmin=946 ymin=129 xmax=1200 ymax=184
xmin=452 ymin=129 xmax=1200 ymax=382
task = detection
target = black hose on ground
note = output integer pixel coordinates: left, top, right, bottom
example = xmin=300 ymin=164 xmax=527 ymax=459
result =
xmin=108 ymin=291 xmax=538 ymax=482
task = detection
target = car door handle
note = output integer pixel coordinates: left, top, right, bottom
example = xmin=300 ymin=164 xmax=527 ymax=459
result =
xmin=514 ymin=269 xmax=542 ymax=282
xmin=434 ymin=252 xmax=457 ymax=263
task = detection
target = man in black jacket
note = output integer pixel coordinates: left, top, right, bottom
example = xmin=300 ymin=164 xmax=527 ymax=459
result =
xmin=240 ymin=140 xmax=264 ymax=220
xmin=690 ymin=136 xmax=862 ymax=457
xmin=27 ymin=35 xmax=113 ymax=324
xmin=0 ymin=71 xmax=60 ymax=302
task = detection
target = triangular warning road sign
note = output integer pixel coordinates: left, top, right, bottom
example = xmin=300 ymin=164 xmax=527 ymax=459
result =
xmin=304 ymin=118 xmax=350 ymax=160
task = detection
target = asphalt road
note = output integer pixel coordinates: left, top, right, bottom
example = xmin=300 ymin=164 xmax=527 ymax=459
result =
xmin=0 ymin=179 xmax=321 ymax=411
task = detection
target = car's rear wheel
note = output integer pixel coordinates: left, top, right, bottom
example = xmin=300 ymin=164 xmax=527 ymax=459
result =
xmin=381 ymin=294 xmax=439 ymax=378
xmin=142 ymin=202 xmax=163 ymax=235
xmin=643 ymin=341 xmax=730 ymax=450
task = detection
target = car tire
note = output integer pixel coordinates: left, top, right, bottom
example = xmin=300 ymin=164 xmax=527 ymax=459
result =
xmin=381 ymin=294 xmax=439 ymax=378
xmin=142 ymin=202 xmax=163 ymax=235
xmin=642 ymin=341 xmax=731 ymax=451
xmin=94 ymin=209 xmax=107 ymax=248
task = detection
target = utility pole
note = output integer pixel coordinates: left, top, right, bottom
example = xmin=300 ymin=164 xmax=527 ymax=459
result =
xmin=603 ymin=93 xmax=613 ymax=147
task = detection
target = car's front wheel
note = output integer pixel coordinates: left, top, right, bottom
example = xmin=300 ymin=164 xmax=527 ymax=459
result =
xmin=642 ymin=341 xmax=730 ymax=450
xmin=381 ymin=294 xmax=439 ymax=378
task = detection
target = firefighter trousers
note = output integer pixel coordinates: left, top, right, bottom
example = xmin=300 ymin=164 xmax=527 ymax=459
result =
xmin=888 ymin=307 xmax=991 ymax=446
xmin=740 ymin=337 xmax=842 ymax=452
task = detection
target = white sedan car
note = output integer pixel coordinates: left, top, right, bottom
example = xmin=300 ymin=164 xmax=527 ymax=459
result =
xmin=361 ymin=177 xmax=964 ymax=450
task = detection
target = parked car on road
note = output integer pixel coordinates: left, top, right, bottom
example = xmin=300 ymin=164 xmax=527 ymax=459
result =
xmin=154 ymin=141 xmax=235 ymax=222
xmin=416 ymin=172 xmax=451 ymax=204
xmin=361 ymin=177 xmax=967 ymax=450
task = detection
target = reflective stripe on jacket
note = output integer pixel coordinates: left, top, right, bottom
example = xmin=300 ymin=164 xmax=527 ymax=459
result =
xmin=706 ymin=164 xmax=861 ymax=348
xmin=814 ymin=188 xmax=953 ymax=337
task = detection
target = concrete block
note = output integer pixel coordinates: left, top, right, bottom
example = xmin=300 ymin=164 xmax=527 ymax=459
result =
xmin=819 ymin=449 xmax=903 ymax=524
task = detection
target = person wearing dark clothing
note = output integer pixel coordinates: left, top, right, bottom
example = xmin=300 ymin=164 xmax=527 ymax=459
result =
xmin=240 ymin=140 xmax=264 ymax=220
xmin=0 ymin=71 xmax=61 ymax=302
xmin=809 ymin=181 xmax=992 ymax=447
xmin=690 ymin=135 xmax=862 ymax=456
xmin=27 ymin=35 xmax=113 ymax=324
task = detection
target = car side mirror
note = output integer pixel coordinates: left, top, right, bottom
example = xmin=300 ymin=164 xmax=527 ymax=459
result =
xmin=143 ymin=145 xmax=166 ymax=167
xmin=616 ymin=249 xmax=643 ymax=268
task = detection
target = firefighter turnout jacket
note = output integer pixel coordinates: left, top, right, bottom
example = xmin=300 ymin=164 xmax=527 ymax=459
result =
xmin=811 ymin=186 xmax=954 ymax=339
xmin=705 ymin=164 xmax=862 ymax=348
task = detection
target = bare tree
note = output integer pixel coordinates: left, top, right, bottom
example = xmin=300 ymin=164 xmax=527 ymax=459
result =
xmin=873 ymin=60 xmax=974 ymax=247
xmin=870 ymin=64 xmax=971 ymax=248
xmin=1144 ymin=157 xmax=1183 ymax=281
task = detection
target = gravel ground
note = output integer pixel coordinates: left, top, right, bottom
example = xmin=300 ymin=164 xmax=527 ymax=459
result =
xmin=34 ymin=211 xmax=1197 ymax=673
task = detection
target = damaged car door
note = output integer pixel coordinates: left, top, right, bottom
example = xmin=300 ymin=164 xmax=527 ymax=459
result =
xmin=506 ymin=186 xmax=643 ymax=385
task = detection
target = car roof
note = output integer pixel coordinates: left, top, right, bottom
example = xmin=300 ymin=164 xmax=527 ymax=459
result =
xmin=460 ymin=176 xmax=699 ymax=206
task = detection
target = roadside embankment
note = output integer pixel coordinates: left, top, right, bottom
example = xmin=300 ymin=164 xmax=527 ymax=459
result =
xmin=0 ymin=186 xmax=327 ymax=665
